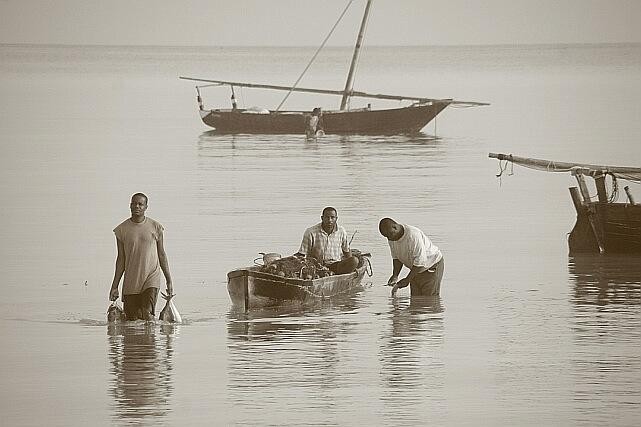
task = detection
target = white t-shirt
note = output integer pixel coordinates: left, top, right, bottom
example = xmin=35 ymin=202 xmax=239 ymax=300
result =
xmin=388 ymin=224 xmax=442 ymax=272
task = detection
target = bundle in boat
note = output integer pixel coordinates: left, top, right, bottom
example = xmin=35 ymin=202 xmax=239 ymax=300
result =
xmin=159 ymin=293 xmax=182 ymax=323
xmin=259 ymin=250 xmax=370 ymax=279
xmin=260 ymin=256 xmax=332 ymax=279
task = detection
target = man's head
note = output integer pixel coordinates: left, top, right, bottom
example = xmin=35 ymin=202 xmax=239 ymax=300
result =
xmin=321 ymin=207 xmax=338 ymax=233
xmin=130 ymin=193 xmax=148 ymax=218
xmin=379 ymin=217 xmax=404 ymax=241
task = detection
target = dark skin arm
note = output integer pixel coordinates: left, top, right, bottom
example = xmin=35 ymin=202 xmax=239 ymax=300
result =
xmin=157 ymin=232 xmax=173 ymax=296
xmin=109 ymin=238 xmax=125 ymax=301
xmin=389 ymin=260 xmax=423 ymax=297
xmin=387 ymin=259 xmax=403 ymax=286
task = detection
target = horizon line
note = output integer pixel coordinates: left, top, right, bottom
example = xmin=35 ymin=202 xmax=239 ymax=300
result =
xmin=2 ymin=41 xmax=640 ymax=49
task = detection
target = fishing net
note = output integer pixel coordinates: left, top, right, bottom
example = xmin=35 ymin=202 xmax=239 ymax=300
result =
xmin=259 ymin=250 xmax=369 ymax=279
xmin=259 ymin=256 xmax=331 ymax=279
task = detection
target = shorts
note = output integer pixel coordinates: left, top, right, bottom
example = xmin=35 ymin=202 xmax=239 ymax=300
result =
xmin=410 ymin=258 xmax=444 ymax=296
xmin=122 ymin=287 xmax=159 ymax=320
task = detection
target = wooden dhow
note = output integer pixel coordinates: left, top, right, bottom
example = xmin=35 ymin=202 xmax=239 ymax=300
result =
xmin=489 ymin=152 xmax=641 ymax=255
xmin=181 ymin=0 xmax=487 ymax=135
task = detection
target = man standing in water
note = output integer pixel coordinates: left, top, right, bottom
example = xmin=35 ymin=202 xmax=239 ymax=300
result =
xmin=379 ymin=217 xmax=444 ymax=297
xmin=109 ymin=193 xmax=173 ymax=320
xmin=296 ymin=207 xmax=359 ymax=275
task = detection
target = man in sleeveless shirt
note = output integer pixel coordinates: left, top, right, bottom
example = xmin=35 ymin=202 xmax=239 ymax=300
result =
xmin=295 ymin=207 xmax=359 ymax=275
xmin=109 ymin=193 xmax=173 ymax=320
xmin=379 ymin=217 xmax=444 ymax=296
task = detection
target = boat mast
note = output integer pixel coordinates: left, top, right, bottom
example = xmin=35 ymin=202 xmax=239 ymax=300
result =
xmin=340 ymin=0 xmax=373 ymax=110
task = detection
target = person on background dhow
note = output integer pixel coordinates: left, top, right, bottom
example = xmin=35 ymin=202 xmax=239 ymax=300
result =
xmin=295 ymin=207 xmax=358 ymax=275
xmin=305 ymin=107 xmax=324 ymax=137
xmin=109 ymin=193 xmax=173 ymax=320
xmin=379 ymin=217 xmax=444 ymax=297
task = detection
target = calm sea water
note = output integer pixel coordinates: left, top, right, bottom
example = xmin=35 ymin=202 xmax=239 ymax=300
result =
xmin=1 ymin=43 xmax=640 ymax=426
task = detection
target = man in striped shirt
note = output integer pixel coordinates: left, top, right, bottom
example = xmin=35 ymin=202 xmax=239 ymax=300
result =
xmin=296 ymin=207 xmax=359 ymax=275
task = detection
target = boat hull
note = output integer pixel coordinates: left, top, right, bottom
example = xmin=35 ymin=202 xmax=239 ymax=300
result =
xmin=227 ymin=263 xmax=370 ymax=310
xmin=201 ymin=102 xmax=449 ymax=134
xmin=569 ymin=202 xmax=641 ymax=255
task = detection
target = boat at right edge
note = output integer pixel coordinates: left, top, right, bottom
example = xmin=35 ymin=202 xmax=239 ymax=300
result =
xmin=489 ymin=152 xmax=641 ymax=255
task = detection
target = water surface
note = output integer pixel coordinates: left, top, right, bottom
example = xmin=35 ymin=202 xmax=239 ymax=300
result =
xmin=1 ymin=43 xmax=640 ymax=426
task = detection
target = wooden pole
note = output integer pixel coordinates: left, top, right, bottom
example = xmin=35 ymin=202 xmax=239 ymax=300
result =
xmin=488 ymin=152 xmax=641 ymax=176
xmin=589 ymin=211 xmax=606 ymax=255
xmin=340 ymin=0 xmax=373 ymax=110
xmin=180 ymin=76 xmax=486 ymax=105
xmin=624 ymin=186 xmax=636 ymax=204
xmin=571 ymin=172 xmax=605 ymax=253
xmin=569 ymin=187 xmax=583 ymax=213
xmin=594 ymin=174 xmax=608 ymax=202
xmin=573 ymin=171 xmax=591 ymax=203
xmin=569 ymin=186 xmax=604 ymax=254
xmin=243 ymin=274 xmax=249 ymax=313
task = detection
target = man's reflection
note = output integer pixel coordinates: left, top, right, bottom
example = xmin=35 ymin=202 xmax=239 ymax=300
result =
xmin=107 ymin=323 xmax=178 ymax=424
xmin=378 ymin=296 xmax=445 ymax=423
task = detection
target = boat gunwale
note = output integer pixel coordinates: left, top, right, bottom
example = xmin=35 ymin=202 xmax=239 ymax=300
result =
xmin=227 ymin=260 xmax=370 ymax=287
xmin=205 ymin=101 xmax=450 ymax=116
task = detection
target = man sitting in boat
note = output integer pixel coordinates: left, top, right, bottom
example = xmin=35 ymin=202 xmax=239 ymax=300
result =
xmin=295 ymin=207 xmax=358 ymax=275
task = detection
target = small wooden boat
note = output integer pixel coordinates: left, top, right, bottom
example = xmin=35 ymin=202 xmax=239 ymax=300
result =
xmin=181 ymin=0 xmax=487 ymax=135
xmin=489 ymin=152 xmax=641 ymax=255
xmin=227 ymin=256 xmax=372 ymax=311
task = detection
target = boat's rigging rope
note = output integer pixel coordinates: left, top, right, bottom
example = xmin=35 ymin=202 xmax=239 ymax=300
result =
xmin=494 ymin=158 xmax=627 ymax=202
xmin=276 ymin=0 xmax=355 ymax=111
xmin=492 ymin=154 xmax=641 ymax=184
xmin=495 ymin=159 xmax=514 ymax=185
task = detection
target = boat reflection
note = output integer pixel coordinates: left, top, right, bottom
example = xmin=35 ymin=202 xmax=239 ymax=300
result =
xmin=225 ymin=295 xmax=365 ymax=424
xmin=107 ymin=322 xmax=179 ymax=425
xmin=226 ymin=294 xmax=362 ymax=342
xmin=197 ymin=130 xmax=445 ymax=150
xmin=568 ymin=255 xmax=641 ymax=422
xmin=378 ymin=296 xmax=445 ymax=423
xmin=569 ymin=255 xmax=641 ymax=307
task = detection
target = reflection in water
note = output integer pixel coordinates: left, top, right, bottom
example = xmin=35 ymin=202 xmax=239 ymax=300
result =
xmin=197 ymin=131 xmax=442 ymax=148
xmin=107 ymin=323 xmax=179 ymax=425
xmin=225 ymin=296 xmax=367 ymax=426
xmin=569 ymin=255 xmax=641 ymax=306
xmin=568 ymin=255 xmax=641 ymax=425
xmin=378 ymin=296 xmax=445 ymax=424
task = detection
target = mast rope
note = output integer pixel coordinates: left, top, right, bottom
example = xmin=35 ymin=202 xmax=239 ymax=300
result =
xmin=276 ymin=0 xmax=355 ymax=111
xmin=495 ymin=158 xmax=514 ymax=181
xmin=489 ymin=153 xmax=641 ymax=183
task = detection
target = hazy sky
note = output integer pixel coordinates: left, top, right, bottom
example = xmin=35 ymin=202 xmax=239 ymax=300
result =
xmin=1 ymin=0 xmax=640 ymax=46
